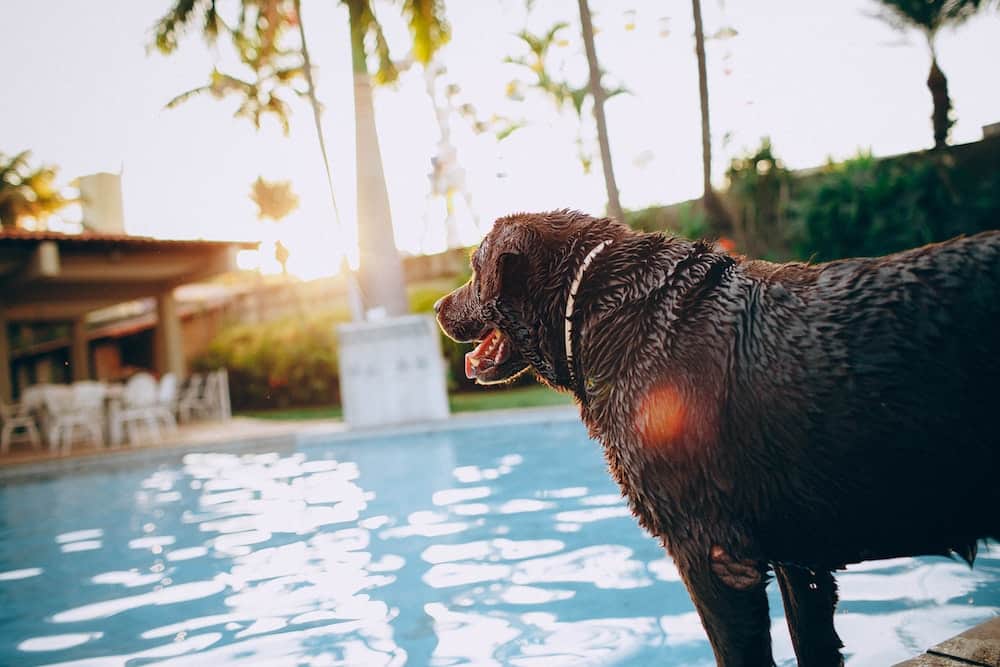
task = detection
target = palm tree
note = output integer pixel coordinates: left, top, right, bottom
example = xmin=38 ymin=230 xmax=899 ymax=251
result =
xmin=504 ymin=23 xmax=626 ymax=207
xmin=345 ymin=0 xmax=406 ymax=317
xmin=153 ymin=0 xmax=451 ymax=318
xmin=691 ymin=0 xmax=733 ymax=234
xmin=344 ymin=0 xmax=451 ymax=315
xmin=156 ymin=1 xmax=303 ymax=135
xmin=0 ymin=151 xmax=74 ymax=229
xmin=249 ymin=176 xmax=298 ymax=275
xmin=576 ymin=0 xmax=624 ymax=222
xmin=872 ymin=0 xmax=994 ymax=148
xmin=291 ymin=0 xmax=364 ymax=319
xmin=250 ymin=176 xmax=299 ymax=221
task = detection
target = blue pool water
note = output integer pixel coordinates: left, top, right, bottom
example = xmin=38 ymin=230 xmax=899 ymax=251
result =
xmin=0 ymin=418 xmax=997 ymax=666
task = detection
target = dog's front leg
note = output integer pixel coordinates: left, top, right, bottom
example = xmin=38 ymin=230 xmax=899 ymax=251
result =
xmin=675 ymin=546 xmax=774 ymax=667
xmin=774 ymin=565 xmax=844 ymax=667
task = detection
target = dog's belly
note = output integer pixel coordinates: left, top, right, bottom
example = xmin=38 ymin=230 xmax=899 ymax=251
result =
xmin=754 ymin=431 xmax=1000 ymax=570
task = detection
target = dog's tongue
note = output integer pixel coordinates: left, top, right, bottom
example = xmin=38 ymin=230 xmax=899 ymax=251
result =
xmin=465 ymin=329 xmax=504 ymax=379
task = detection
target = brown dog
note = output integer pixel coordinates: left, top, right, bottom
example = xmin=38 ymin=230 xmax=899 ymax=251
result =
xmin=434 ymin=210 xmax=1000 ymax=666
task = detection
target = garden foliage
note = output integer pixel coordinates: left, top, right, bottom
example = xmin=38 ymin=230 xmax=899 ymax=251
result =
xmin=195 ymin=279 xmax=480 ymax=411
xmin=628 ymin=137 xmax=1000 ymax=263
xmin=789 ymin=145 xmax=1000 ymax=261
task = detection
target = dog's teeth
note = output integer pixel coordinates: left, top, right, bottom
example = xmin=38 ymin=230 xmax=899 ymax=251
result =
xmin=469 ymin=357 xmax=480 ymax=368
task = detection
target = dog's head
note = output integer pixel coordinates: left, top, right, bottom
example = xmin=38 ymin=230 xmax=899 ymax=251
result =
xmin=435 ymin=209 xmax=631 ymax=388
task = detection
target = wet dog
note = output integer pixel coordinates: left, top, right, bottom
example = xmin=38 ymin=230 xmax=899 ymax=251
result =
xmin=434 ymin=210 xmax=1000 ymax=666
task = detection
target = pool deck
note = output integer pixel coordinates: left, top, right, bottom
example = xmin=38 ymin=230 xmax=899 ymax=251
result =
xmin=0 ymin=405 xmax=579 ymax=479
xmin=894 ymin=616 xmax=1000 ymax=666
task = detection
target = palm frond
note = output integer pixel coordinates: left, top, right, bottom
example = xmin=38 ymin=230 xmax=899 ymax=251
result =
xmin=152 ymin=0 xmax=222 ymax=54
xmin=873 ymin=0 xmax=993 ymax=33
xmin=403 ymin=0 xmax=451 ymax=64
xmin=165 ymin=84 xmax=215 ymax=109
xmin=361 ymin=4 xmax=399 ymax=84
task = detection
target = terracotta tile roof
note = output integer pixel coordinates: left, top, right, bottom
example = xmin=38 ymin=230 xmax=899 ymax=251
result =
xmin=0 ymin=228 xmax=258 ymax=249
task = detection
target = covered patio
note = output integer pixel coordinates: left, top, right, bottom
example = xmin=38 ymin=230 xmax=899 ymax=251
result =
xmin=0 ymin=229 xmax=255 ymax=401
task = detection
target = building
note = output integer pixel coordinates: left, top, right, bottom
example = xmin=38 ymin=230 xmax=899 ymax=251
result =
xmin=0 ymin=229 xmax=255 ymax=401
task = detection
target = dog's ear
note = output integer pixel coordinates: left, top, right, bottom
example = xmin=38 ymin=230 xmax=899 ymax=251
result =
xmin=477 ymin=223 xmax=532 ymax=304
xmin=480 ymin=252 xmax=528 ymax=303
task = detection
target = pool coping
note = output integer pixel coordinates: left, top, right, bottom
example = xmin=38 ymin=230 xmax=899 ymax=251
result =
xmin=0 ymin=405 xmax=580 ymax=482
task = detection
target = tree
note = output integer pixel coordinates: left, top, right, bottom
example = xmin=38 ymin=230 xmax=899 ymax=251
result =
xmin=504 ymin=22 xmax=626 ymax=213
xmin=576 ymin=0 xmax=623 ymax=222
xmin=156 ymin=1 xmax=304 ymax=135
xmin=152 ymin=0 xmax=451 ymax=318
xmin=873 ymin=0 xmax=995 ymax=148
xmin=0 ymin=151 xmax=74 ymax=229
xmin=249 ymin=176 xmax=299 ymax=275
xmin=691 ymin=0 xmax=734 ymax=234
xmin=250 ymin=176 xmax=299 ymax=221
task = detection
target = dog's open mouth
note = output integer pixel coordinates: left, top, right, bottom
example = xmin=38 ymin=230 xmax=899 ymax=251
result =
xmin=465 ymin=328 xmax=527 ymax=384
xmin=465 ymin=328 xmax=510 ymax=379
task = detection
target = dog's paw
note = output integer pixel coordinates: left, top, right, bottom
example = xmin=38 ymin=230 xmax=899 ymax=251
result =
xmin=710 ymin=545 xmax=763 ymax=590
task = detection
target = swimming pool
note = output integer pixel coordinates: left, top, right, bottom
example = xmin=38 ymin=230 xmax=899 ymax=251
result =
xmin=1 ymin=417 xmax=997 ymax=666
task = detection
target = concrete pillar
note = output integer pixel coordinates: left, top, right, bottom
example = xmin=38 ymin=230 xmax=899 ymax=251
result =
xmin=0 ymin=305 xmax=11 ymax=402
xmin=155 ymin=290 xmax=185 ymax=377
xmin=70 ymin=317 xmax=90 ymax=381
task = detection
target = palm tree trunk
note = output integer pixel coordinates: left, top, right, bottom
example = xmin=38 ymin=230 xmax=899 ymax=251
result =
xmin=926 ymin=50 xmax=952 ymax=149
xmin=347 ymin=0 xmax=409 ymax=317
xmin=293 ymin=0 xmax=364 ymax=321
xmin=576 ymin=0 xmax=624 ymax=223
xmin=691 ymin=0 xmax=732 ymax=235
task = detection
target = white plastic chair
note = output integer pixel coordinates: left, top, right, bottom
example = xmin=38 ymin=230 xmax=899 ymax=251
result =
xmin=177 ymin=373 xmax=204 ymax=423
xmin=45 ymin=384 xmax=105 ymax=453
xmin=1 ymin=400 xmax=42 ymax=454
xmin=177 ymin=370 xmax=232 ymax=422
xmin=109 ymin=373 xmax=161 ymax=446
xmin=155 ymin=373 xmax=179 ymax=435
xmin=20 ymin=384 xmax=52 ymax=438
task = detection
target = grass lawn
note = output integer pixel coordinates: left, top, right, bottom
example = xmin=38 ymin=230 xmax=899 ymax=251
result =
xmin=237 ymin=384 xmax=573 ymax=421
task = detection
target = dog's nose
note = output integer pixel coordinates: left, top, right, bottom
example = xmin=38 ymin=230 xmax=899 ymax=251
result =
xmin=433 ymin=296 xmax=446 ymax=314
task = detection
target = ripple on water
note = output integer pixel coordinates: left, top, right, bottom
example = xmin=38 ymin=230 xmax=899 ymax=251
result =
xmin=511 ymin=545 xmax=653 ymax=590
xmin=498 ymin=499 xmax=556 ymax=514
xmin=431 ymin=486 xmax=492 ymax=506
xmin=52 ymin=580 xmax=227 ymax=623
xmin=0 ymin=568 xmax=43 ymax=581
xmin=55 ymin=529 xmax=103 ymax=544
xmin=553 ymin=506 xmax=632 ymax=523
xmin=422 ymin=539 xmax=564 ymax=565
xmin=18 ymin=632 xmax=103 ymax=652
xmin=60 ymin=540 xmax=102 ymax=553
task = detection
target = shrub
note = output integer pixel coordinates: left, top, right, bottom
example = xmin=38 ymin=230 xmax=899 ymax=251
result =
xmin=624 ymin=202 xmax=708 ymax=240
xmin=193 ymin=309 xmax=346 ymax=410
xmin=726 ymin=137 xmax=793 ymax=259
xmin=788 ymin=149 xmax=1000 ymax=262
xmin=197 ymin=276 xmax=489 ymax=410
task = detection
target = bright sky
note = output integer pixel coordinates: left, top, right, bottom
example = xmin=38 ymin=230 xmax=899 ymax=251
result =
xmin=1 ymin=1 xmax=998 ymax=279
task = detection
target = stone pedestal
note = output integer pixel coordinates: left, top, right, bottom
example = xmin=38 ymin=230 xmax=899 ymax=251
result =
xmin=337 ymin=314 xmax=450 ymax=427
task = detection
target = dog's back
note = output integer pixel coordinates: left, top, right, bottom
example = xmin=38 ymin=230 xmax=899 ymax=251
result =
xmin=733 ymin=231 xmax=1000 ymax=569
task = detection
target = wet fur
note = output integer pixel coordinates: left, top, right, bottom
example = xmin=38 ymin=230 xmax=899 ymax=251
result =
xmin=435 ymin=210 xmax=1000 ymax=666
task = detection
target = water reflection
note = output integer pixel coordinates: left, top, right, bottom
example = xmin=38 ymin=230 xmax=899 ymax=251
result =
xmin=0 ymin=422 xmax=997 ymax=666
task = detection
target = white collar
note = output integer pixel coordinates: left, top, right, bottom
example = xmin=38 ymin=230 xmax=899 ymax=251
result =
xmin=564 ymin=239 xmax=613 ymax=385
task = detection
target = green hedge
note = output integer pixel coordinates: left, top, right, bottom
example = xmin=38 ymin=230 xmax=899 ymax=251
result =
xmin=627 ymin=136 xmax=1000 ymax=263
xmin=789 ymin=148 xmax=1000 ymax=262
xmin=192 ymin=308 xmax=349 ymax=410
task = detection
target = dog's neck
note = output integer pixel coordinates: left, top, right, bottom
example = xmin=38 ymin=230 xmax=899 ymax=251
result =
xmin=564 ymin=238 xmax=614 ymax=387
